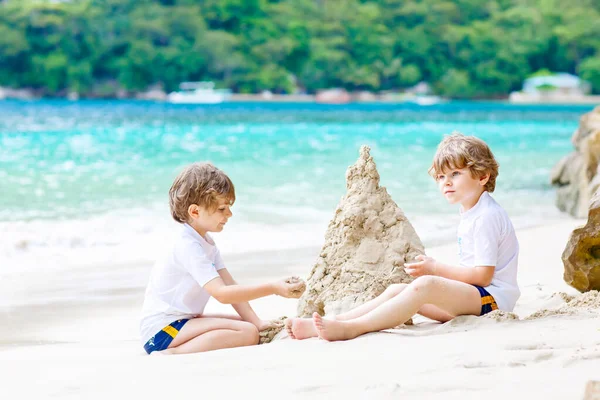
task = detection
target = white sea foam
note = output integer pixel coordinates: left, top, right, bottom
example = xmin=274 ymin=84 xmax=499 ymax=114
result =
xmin=0 ymin=207 xmax=330 ymax=275
xmin=0 ymin=202 xmax=570 ymax=277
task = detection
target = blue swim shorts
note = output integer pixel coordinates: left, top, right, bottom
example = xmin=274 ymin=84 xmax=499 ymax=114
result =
xmin=473 ymin=285 xmax=498 ymax=316
xmin=143 ymin=319 xmax=189 ymax=354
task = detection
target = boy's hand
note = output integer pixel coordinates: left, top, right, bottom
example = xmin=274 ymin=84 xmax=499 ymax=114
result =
xmin=273 ymin=276 xmax=306 ymax=298
xmin=256 ymin=318 xmax=284 ymax=331
xmin=404 ymin=255 xmax=437 ymax=277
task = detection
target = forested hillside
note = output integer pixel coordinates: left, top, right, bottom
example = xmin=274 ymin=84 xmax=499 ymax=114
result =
xmin=0 ymin=0 xmax=598 ymax=98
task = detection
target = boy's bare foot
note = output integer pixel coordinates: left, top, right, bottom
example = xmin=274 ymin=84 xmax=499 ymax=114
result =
xmin=313 ymin=312 xmax=357 ymax=341
xmin=285 ymin=318 xmax=318 ymax=340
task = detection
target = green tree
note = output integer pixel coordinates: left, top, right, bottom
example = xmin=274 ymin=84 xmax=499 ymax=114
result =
xmin=0 ymin=0 xmax=599 ymax=98
xmin=437 ymin=69 xmax=475 ymax=98
xmin=578 ymin=56 xmax=600 ymax=93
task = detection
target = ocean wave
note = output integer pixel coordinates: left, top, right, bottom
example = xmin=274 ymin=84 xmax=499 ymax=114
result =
xmin=0 ymin=203 xmax=569 ymax=276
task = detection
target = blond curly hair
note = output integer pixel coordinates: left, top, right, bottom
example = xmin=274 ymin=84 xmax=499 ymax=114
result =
xmin=429 ymin=132 xmax=499 ymax=192
xmin=169 ymin=162 xmax=235 ymax=223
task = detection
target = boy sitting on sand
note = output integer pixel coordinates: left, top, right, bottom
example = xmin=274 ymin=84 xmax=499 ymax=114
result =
xmin=140 ymin=162 xmax=305 ymax=354
xmin=286 ymin=132 xmax=520 ymax=341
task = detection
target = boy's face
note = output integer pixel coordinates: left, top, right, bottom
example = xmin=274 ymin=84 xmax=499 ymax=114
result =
xmin=188 ymin=197 xmax=233 ymax=236
xmin=436 ymin=167 xmax=488 ymax=210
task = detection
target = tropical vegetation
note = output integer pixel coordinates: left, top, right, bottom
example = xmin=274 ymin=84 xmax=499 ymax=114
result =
xmin=0 ymin=0 xmax=599 ymax=98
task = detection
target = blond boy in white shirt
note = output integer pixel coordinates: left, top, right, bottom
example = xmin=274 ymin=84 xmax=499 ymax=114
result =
xmin=285 ymin=132 xmax=520 ymax=341
xmin=141 ymin=162 xmax=305 ymax=354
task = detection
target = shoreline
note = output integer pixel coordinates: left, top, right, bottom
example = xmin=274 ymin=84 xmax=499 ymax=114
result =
xmin=2 ymin=217 xmax=598 ymax=399
xmin=1 ymin=95 xmax=599 ymax=105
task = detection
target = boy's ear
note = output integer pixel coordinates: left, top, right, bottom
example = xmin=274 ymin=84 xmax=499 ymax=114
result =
xmin=187 ymin=204 xmax=200 ymax=219
xmin=479 ymin=173 xmax=490 ymax=186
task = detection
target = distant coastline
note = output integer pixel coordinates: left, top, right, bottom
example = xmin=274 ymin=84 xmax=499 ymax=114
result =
xmin=508 ymin=93 xmax=600 ymax=105
xmin=232 ymin=93 xmax=600 ymax=105
xmin=1 ymin=88 xmax=599 ymax=105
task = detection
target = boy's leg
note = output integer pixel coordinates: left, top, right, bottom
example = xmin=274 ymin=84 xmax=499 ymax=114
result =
xmin=199 ymin=313 xmax=242 ymax=320
xmin=417 ymin=304 xmax=455 ymax=323
xmin=336 ymin=284 xmax=454 ymax=323
xmin=336 ymin=284 xmax=409 ymax=321
xmin=286 ymin=283 xmax=409 ymax=339
xmin=164 ymin=317 xmax=259 ymax=354
xmin=286 ymin=283 xmax=453 ymax=339
xmin=313 ymin=276 xmax=481 ymax=341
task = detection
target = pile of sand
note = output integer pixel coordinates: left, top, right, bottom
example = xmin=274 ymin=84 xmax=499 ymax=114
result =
xmin=297 ymin=146 xmax=424 ymax=317
xmin=526 ymin=290 xmax=600 ymax=320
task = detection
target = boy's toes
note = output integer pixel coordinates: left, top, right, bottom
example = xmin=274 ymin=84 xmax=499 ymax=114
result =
xmin=312 ymin=312 xmax=323 ymax=327
xmin=284 ymin=318 xmax=296 ymax=339
xmin=312 ymin=313 xmax=325 ymax=339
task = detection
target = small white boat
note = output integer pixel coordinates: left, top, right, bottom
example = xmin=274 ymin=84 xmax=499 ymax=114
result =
xmin=167 ymin=81 xmax=231 ymax=104
xmin=408 ymin=95 xmax=447 ymax=105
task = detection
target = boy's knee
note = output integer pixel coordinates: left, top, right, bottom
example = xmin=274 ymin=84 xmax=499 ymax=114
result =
xmin=240 ymin=322 xmax=260 ymax=345
xmin=386 ymin=283 xmax=407 ymax=295
xmin=410 ymin=276 xmax=438 ymax=293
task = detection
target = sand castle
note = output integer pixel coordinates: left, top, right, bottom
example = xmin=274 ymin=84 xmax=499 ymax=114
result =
xmin=296 ymin=145 xmax=425 ymax=317
xmin=260 ymin=146 xmax=424 ymax=342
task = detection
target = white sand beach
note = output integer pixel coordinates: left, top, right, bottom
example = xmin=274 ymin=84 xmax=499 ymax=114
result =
xmin=1 ymin=217 xmax=599 ymax=400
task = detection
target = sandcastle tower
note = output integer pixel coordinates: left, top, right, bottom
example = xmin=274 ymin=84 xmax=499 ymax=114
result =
xmin=297 ymin=146 xmax=425 ymax=317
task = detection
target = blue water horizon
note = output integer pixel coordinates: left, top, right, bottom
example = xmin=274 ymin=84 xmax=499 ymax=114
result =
xmin=0 ymin=99 xmax=592 ymax=224
xmin=0 ymin=99 xmax=593 ymax=269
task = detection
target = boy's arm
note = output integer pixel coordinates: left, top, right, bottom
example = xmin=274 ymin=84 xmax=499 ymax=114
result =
xmin=405 ymin=255 xmax=494 ymax=286
xmin=216 ymin=268 xmax=261 ymax=326
xmin=203 ymin=272 xmax=304 ymax=305
xmin=431 ymin=261 xmax=494 ymax=286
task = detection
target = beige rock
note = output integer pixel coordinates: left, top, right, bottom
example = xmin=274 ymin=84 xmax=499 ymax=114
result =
xmin=551 ymin=106 xmax=600 ymax=218
xmin=572 ymin=107 xmax=600 ymax=151
xmin=562 ymin=189 xmax=600 ymax=292
xmin=297 ymin=146 xmax=425 ymax=317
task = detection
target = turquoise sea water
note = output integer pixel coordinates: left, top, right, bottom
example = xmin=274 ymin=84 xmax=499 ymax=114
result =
xmin=0 ymin=100 xmax=593 ymax=268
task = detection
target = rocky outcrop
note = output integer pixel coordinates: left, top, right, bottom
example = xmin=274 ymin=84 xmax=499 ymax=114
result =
xmin=562 ymin=189 xmax=600 ymax=292
xmin=297 ymin=146 xmax=425 ymax=317
xmin=551 ymin=106 xmax=600 ymax=218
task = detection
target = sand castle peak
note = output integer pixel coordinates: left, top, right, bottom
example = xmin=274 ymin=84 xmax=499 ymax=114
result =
xmin=345 ymin=145 xmax=380 ymax=191
xmin=297 ymin=145 xmax=425 ymax=317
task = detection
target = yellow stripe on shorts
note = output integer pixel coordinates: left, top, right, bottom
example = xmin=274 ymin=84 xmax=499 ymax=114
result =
xmin=162 ymin=325 xmax=179 ymax=338
xmin=481 ymin=295 xmax=498 ymax=310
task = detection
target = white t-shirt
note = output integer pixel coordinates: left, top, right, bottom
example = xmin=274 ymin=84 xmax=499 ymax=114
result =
xmin=457 ymin=191 xmax=520 ymax=311
xmin=139 ymin=223 xmax=225 ymax=344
